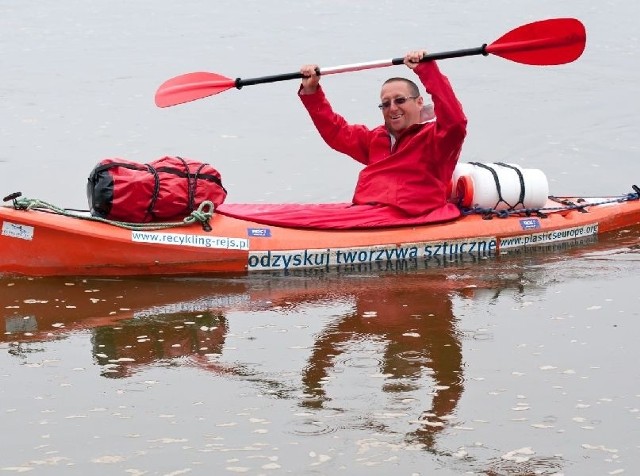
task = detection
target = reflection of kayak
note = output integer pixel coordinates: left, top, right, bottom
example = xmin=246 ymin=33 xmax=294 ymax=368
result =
xmin=0 ymin=268 xmax=486 ymax=370
xmin=1 ymin=190 xmax=640 ymax=277
xmin=0 ymin=276 xmax=246 ymax=343
xmin=0 ymin=259 xmax=532 ymax=349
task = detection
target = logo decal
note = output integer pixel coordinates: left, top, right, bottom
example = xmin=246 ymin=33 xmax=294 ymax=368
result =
xmin=519 ymin=218 xmax=541 ymax=230
xmin=248 ymin=228 xmax=271 ymax=238
xmin=2 ymin=221 xmax=34 ymax=241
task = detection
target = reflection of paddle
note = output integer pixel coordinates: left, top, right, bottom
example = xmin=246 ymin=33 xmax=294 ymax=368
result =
xmin=155 ymin=18 xmax=586 ymax=108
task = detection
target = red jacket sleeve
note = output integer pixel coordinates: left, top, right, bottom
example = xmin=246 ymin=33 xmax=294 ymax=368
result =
xmin=299 ymin=85 xmax=373 ymax=165
xmin=414 ymin=61 xmax=467 ymax=172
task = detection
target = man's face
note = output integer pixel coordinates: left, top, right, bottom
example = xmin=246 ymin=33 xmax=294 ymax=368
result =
xmin=380 ymin=80 xmax=424 ymax=137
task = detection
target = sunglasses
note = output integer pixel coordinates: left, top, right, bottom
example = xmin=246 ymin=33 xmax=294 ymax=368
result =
xmin=378 ymin=96 xmax=418 ymax=110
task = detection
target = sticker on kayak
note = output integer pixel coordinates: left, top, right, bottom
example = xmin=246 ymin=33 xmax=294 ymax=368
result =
xmin=500 ymin=223 xmax=598 ymax=249
xmin=2 ymin=221 xmax=34 ymax=241
xmin=131 ymin=231 xmax=249 ymax=250
xmin=247 ymin=228 xmax=271 ymax=238
xmin=248 ymin=237 xmax=498 ymax=271
xmin=519 ymin=218 xmax=541 ymax=230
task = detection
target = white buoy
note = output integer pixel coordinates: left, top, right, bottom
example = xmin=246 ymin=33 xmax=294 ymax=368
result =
xmin=451 ymin=162 xmax=549 ymax=210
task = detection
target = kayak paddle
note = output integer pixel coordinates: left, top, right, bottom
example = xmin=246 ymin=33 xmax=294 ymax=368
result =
xmin=155 ymin=17 xmax=586 ymax=108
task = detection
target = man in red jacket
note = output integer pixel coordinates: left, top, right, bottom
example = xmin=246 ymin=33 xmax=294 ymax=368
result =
xmin=299 ymin=50 xmax=467 ymax=223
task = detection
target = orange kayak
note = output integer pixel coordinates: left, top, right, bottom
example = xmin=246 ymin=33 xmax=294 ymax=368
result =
xmin=2 ymin=193 xmax=640 ymax=277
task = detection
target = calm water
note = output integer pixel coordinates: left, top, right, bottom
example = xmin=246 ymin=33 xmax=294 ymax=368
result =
xmin=2 ymin=0 xmax=640 ymax=474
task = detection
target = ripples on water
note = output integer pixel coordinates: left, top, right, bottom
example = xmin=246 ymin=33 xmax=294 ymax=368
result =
xmin=2 ymin=227 xmax=640 ymax=473
xmin=2 ymin=0 xmax=640 ymax=473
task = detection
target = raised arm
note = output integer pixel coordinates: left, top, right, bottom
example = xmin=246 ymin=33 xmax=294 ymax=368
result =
xmin=298 ymin=65 xmax=373 ymax=165
xmin=414 ymin=61 xmax=467 ymax=147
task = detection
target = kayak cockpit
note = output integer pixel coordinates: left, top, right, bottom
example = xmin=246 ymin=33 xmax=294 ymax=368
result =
xmin=215 ymin=202 xmax=462 ymax=230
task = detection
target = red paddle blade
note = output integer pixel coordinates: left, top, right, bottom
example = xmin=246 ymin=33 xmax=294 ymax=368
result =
xmin=154 ymin=72 xmax=236 ymax=108
xmin=486 ymin=18 xmax=586 ymax=65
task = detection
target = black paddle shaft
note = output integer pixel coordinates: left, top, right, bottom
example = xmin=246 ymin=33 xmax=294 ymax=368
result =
xmin=234 ymin=45 xmax=487 ymax=89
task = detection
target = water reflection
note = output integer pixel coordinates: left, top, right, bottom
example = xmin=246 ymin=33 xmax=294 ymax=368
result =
xmin=2 ymin=229 xmax=640 ymax=465
xmin=1 ymin=277 xmax=245 ymax=367
xmin=91 ymin=310 xmax=227 ymax=378
xmin=295 ymin=273 xmax=465 ymax=449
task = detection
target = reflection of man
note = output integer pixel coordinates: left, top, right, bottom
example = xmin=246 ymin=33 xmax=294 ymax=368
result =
xmin=300 ymin=279 xmax=463 ymax=449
